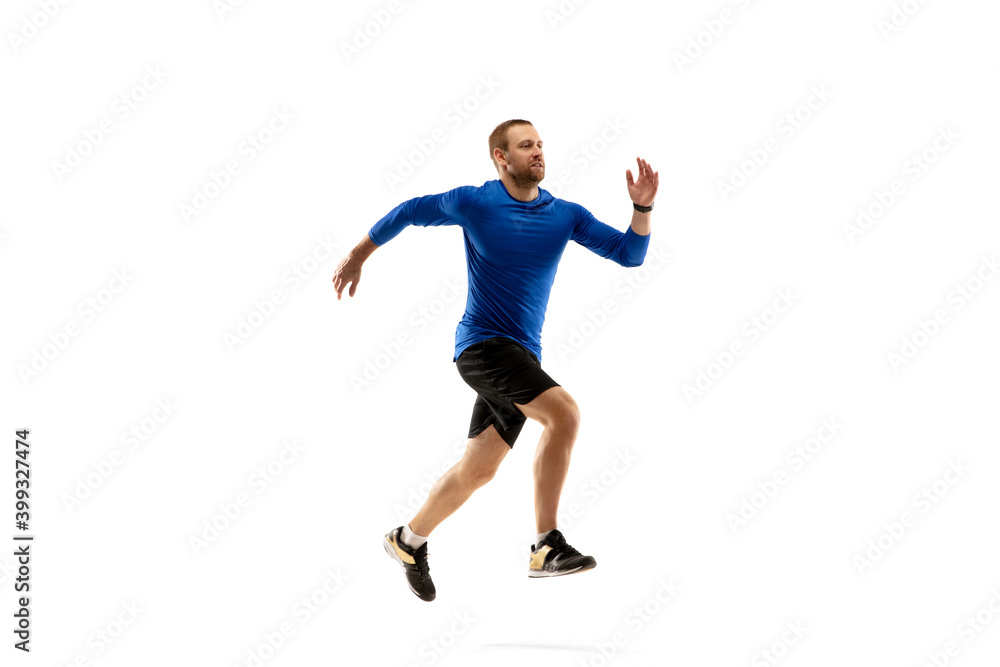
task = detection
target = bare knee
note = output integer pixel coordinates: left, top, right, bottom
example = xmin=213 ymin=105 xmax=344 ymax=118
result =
xmin=547 ymin=393 xmax=581 ymax=434
xmin=459 ymin=459 xmax=500 ymax=488
xmin=467 ymin=466 xmax=497 ymax=488
xmin=517 ymin=387 xmax=581 ymax=433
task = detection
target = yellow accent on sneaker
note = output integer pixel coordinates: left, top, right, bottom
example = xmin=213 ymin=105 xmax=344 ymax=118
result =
xmin=529 ymin=545 xmax=552 ymax=571
xmin=389 ymin=533 xmax=416 ymax=565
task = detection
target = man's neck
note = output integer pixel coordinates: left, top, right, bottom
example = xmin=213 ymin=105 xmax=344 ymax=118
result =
xmin=499 ymin=176 xmax=539 ymax=203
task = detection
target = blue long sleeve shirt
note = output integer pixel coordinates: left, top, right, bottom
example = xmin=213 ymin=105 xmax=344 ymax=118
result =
xmin=368 ymin=179 xmax=650 ymax=362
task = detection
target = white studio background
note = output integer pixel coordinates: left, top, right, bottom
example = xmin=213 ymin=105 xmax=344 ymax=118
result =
xmin=2 ymin=0 xmax=999 ymax=665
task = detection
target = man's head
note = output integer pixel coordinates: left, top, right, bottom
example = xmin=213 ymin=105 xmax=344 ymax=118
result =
xmin=489 ymin=119 xmax=544 ymax=186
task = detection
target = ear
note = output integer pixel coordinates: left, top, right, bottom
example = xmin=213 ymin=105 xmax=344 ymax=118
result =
xmin=493 ymin=147 xmax=508 ymax=167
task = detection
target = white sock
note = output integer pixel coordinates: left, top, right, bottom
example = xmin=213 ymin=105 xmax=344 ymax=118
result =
xmin=400 ymin=524 xmax=427 ymax=549
xmin=535 ymin=529 xmax=555 ymax=546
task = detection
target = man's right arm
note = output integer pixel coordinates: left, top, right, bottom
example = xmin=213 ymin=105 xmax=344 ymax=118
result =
xmin=332 ymin=186 xmax=476 ymax=300
xmin=332 ymin=232 xmax=377 ymax=300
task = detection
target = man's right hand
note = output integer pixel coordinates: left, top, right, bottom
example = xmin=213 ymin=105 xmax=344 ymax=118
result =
xmin=332 ymin=254 xmax=363 ymax=300
xmin=333 ymin=233 xmax=379 ymax=300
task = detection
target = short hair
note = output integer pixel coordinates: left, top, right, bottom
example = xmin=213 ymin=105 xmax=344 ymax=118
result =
xmin=488 ymin=119 xmax=533 ymax=173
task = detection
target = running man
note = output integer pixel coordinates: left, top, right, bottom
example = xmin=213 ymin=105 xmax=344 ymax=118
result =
xmin=332 ymin=119 xmax=657 ymax=601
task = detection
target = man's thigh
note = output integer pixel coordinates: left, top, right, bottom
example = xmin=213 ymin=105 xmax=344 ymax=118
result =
xmin=462 ymin=424 xmax=510 ymax=472
xmin=456 ymin=336 xmax=561 ymax=446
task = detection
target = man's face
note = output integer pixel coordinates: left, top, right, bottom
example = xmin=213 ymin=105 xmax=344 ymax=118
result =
xmin=499 ymin=125 xmax=544 ymax=185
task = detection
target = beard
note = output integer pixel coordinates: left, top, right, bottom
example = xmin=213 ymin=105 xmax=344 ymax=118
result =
xmin=507 ymin=161 xmax=544 ymax=187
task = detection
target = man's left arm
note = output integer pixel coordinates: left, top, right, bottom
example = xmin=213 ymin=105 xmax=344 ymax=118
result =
xmin=626 ymin=156 xmax=657 ymax=237
xmin=572 ymin=156 xmax=659 ymax=267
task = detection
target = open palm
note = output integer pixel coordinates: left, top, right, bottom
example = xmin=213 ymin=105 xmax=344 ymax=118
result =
xmin=626 ymin=157 xmax=659 ymax=207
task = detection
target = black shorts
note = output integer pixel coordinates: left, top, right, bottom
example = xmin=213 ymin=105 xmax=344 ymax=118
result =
xmin=455 ymin=336 xmax=561 ymax=448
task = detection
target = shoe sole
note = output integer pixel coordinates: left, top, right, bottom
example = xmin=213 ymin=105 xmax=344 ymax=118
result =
xmin=383 ymin=534 xmax=435 ymax=601
xmin=528 ymin=560 xmax=597 ymax=578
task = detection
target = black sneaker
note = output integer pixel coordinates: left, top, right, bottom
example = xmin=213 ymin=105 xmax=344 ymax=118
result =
xmin=383 ymin=526 xmax=436 ymax=601
xmin=528 ymin=529 xmax=597 ymax=578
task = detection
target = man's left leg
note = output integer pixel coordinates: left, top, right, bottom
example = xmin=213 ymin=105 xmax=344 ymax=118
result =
xmin=513 ymin=386 xmax=580 ymax=534
xmin=514 ymin=386 xmax=596 ymax=577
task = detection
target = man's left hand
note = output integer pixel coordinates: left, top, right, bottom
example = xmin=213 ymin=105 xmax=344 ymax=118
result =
xmin=626 ymin=156 xmax=659 ymax=207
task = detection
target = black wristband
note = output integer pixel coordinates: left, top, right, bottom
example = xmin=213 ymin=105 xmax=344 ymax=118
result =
xmin=633 ymin=201 xmax=653 ymax=213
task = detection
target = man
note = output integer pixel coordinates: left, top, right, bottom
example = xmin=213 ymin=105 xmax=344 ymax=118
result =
xmin=332 ymin=119 xmax=658 ymax=602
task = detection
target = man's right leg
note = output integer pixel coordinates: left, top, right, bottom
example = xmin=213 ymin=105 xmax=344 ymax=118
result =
xmin=409 ymin=424 xmax=510 ymax=536
xmin=384 ymin=401 xmax=511 ymax=601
